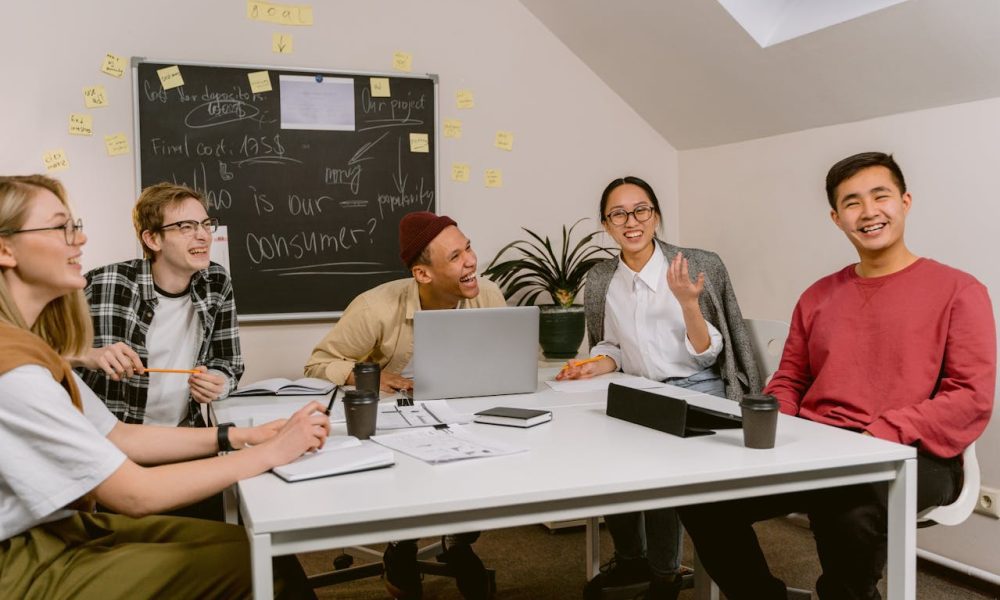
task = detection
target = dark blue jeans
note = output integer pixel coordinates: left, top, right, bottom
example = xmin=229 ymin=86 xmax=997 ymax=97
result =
xmin=605 ymin=368 xmax=725 ymax=576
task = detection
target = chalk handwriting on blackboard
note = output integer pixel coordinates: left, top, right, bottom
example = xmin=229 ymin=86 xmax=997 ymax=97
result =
xmin=136 ymin=62 xmax=436 ymax=316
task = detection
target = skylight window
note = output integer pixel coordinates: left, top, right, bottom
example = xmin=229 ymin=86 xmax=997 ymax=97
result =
xmin=717 ymin=0 xmax=910 ymax=47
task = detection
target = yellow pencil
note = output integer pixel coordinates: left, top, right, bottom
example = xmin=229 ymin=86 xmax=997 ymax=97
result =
xmin=144 ymin=368 xmax=199 ymax=374
xmin=560 ymin=355 xmax=606 ymax=371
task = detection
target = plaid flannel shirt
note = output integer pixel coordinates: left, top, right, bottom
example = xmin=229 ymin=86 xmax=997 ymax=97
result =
xmin=77 ymin=258 xmax=244 ymax=425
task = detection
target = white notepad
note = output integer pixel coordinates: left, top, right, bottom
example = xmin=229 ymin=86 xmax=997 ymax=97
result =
xmin=272 ymin=438 xmax=394 ymax=482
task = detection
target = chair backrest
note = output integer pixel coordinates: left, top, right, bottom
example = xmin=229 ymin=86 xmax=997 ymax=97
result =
xmin=743 ymin=318 xmax=790 ymax=384
xmin=917 ymin=442 xmax=981 ymax=526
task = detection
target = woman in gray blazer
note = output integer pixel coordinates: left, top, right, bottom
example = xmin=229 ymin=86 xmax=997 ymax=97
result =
xmin=562 ymin=176 xmax=760 ymax=600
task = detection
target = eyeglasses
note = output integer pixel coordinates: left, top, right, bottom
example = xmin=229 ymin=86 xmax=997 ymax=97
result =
xmin=158 ymin=218 xmax=219 ymax=237
xmin=3 ymin=218 xmax=84 ymax=245
xmin=604 ymin=205 xmax=655 ymax=226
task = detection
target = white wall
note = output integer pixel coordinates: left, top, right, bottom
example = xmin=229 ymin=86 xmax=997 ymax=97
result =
xmin=0 ymin=0 xmax=678 ymax=381
xmin=678 ymin=97 xmax=1000 ymax=575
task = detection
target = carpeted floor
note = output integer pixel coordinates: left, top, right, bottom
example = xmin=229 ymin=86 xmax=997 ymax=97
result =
xmin=298 ymin=518 xmax=999 ymax=599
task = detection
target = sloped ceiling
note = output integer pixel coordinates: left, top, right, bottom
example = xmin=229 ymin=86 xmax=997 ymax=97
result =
xmin=519 ymin=0 xmax=1000 ymax=149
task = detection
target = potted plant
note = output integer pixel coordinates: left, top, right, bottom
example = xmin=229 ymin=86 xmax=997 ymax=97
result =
xmin=482 ymin=219 xmax=611 ymax=359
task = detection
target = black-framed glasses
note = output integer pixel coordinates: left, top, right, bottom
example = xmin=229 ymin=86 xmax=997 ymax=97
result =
xmin=604 ymin=205 xmax=655 ymax=226
xmin=158 ymin=218 xmax=219 ymax=237
xmin=3 ymin=218 xmax=83 ymax=245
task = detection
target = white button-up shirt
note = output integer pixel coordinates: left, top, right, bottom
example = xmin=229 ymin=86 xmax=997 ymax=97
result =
xmin=592 ymin=248 xmax=723 ymax=381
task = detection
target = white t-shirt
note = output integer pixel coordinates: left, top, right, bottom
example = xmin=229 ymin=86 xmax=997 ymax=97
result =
xmin=592 ymin=248 xmax=723 ymax=380
xmin=0 ymin=366 xmax=126 ymax=541
xmin=144 ymin=287 xmax=201 ymax=426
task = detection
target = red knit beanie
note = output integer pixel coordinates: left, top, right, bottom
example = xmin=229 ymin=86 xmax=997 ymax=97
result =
xmin=398 ymin=212 xmax=458 ymax=267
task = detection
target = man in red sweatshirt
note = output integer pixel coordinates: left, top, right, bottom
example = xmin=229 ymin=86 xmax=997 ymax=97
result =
xmin=678 ymin=152 xmax=996 ymax=600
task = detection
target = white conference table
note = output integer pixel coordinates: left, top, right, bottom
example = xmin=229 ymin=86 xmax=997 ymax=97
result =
xmin=214 ymin=371 xmax=916 ymax=599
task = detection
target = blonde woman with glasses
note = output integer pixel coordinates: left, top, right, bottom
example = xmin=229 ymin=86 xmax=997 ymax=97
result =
xmin=0 ymin=175 xmax=327 ymax=598
xmin=560 ymin=175 xmax=760 ymax=600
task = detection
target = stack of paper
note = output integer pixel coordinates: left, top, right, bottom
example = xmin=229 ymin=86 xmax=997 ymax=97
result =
xmin=377 ymin=400 xmax=473 ymax=430
xmin=545 ymin=372 xmax=665 ymax=393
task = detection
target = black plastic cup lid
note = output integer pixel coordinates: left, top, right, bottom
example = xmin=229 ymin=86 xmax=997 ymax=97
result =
xmin=353 ymin=362 xmax=379 ymax=373
xmin=740 ymin=393 xmax=779 ymax=410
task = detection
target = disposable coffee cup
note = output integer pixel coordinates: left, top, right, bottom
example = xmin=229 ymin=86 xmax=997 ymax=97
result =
xmin=343 ymin=389 xmax=379 ymax=440
xmin=739 ymin=393 xmax=780 ymax=449
xmin=353 ymin=361 xmax=381 ymax=395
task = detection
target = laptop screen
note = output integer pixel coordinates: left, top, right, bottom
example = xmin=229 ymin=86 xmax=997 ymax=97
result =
xmin=412 ymin=306 xmax=540 ymax=400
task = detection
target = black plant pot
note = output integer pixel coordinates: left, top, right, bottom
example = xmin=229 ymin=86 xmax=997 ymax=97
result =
xmin=538 ymin=305 xmax=586 ymax=359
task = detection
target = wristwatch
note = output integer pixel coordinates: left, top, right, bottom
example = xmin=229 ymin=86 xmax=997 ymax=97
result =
xmin=217 ymin=422 xmax=236 ymax=453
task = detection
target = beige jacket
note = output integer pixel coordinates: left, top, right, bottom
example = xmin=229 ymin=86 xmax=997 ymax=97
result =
xmin=304 ymin=277 xmax=507 ymax=384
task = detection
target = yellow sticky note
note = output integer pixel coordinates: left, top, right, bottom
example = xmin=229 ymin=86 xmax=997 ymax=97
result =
xmin=370 ymin=77 xmax=391 ymax=98
xmin=101 ymin=53 xmax=126 ymax=78
xmin=451 ymin=163 xmax=470 ymax=182
xmin=247 ymin=0 xmax=314 ymax=25
xmin=272 ymin=33 xmax=294 ymax=53
xmin=83 ymin=85 xmax=108 ymax=108
xmin=247 ymin=71 xmax=273 ymax=93
xmin=495 ymin=131 xmax=514 ymax=151
xmin=409 ymin=133 xmax=429 ymax=153
xmin=69 ymin=113 xmax=93 ymax=136
xmin=443 ymin=119 xmax=462 ymax=139
xmin=157 ymin=65 xmax=184 ymax=90
xmin=392 ymin=51 xmax=413 ymax=73
xmin=104 ymin=133 xmax=130 ymax=157
xmin=485 ymin=169 xmax=503 ymax=188
xmin=43 ymin=149 xmax=69 ymax=172
xmin=456 ymin=89 xmax=475 ymax=109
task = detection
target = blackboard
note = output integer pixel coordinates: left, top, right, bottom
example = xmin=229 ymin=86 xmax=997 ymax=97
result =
xmin=132 ymin=59 xmax=437 ymax=320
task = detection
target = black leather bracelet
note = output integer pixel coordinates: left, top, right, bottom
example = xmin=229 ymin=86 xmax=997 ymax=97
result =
xmin=217 ymin=422 xmax=236 ymax=453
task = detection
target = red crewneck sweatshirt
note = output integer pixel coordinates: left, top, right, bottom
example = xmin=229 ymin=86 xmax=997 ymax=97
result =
xmin=765 ymin=258 xmax=995 ymax=458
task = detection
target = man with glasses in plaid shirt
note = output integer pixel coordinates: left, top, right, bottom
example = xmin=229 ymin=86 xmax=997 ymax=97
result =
xmin=72 ymin=183 xmax=243 ymax=432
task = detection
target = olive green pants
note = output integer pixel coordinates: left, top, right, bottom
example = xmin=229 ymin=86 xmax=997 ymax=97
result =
xmin=0 ymin=512 xmax=314 ymax=599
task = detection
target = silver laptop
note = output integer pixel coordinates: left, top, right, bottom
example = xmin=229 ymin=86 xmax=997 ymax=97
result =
xmin=413 ymin=306 xmax=540 ymax=400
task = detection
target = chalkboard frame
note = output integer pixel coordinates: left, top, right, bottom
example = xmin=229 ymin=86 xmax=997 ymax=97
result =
xmin=130 ymin=57 xmax=440 ymax=322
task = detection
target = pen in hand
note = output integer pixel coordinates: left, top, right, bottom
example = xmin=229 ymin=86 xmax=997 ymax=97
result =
xmin=560 ymin=354 xmax=606 ymax=372
xmin=324 ymin=386 xmax=340 ymax=416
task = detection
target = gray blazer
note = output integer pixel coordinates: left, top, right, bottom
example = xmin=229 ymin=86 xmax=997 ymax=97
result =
xmin=584 ymin=239 xmax=761 ymax=402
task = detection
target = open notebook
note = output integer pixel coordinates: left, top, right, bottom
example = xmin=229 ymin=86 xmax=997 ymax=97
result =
xmin=272 ymin=438 xmax=394 ymax=482
xmin=230 ymin=377 xmax=335 ymax=396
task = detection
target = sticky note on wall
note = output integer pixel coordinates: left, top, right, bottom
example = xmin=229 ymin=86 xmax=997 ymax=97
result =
xmin=247 ymin=0 xmax=314 ymax=25
xmin=104 ymin=133 xmax=130 ymax=156
xmin=456 ymin=90 xmax=475 ymax=109
xmin=443 ymin=119 xmax=462 ymax=139
xmin=69 ymin=113 xmax=93 ymax=136
xmin=101 ymin=53 xmax=126 ymax=78
xmin=393 ymin=51 xmax=413 ymax=73
xmin=43 ymin=150 xmax=69 ymax=172
xmin=273 ymin=33 xmax=293 ymax=53
xmin=157 ymin=65 xmax=184 ymax=90
xmin=409 ymin=133 xmax=429 ymax=153
xmin=494 ymin=131 xmax=514 ymax=151
xmin=452 ymin=163 xmax=470 ymax=182
xmin=370 ymin=77 xmax=390 ymax=97
xmin=247 ymin=71 xmax=273 ymax=93
xmin=83 ymin=85 xmax=108 ymax=108
xmin=485 ymin=169 xmax=503 ymax=188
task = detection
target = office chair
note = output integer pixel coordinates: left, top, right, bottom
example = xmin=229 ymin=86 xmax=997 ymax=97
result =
xmin=307 ymin=539 xmax=497 ymax=594
xmin=918 ymin=442 xmax=980 ymax=527
xmin=743 ymin=318 xmax=790 ymax=384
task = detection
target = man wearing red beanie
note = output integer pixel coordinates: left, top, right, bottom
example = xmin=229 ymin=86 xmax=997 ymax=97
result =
xmin=304 ymin=211 xmax=505 ymax=599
